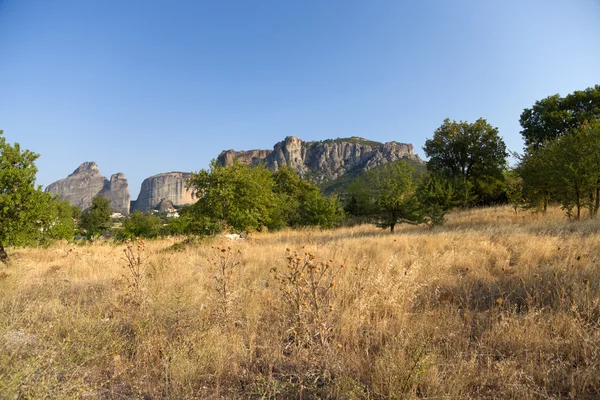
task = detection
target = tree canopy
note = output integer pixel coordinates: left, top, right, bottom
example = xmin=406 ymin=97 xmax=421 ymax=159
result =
xmin=520 ymin=85 xmax=600 ymax=150
xmin=346 ymin=160 xmax=421 ymax=232
xmin=0 ymin=131 xmax=54 ymax=261
xmin=79 ymin=195 xmax=112 ymax=238
xmin=185 ymin=162 xmax=343 ymax=234
xmin=423 ymin=118 xmax=507 ymax=204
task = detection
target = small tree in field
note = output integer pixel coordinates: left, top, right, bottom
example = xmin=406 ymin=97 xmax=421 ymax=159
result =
xmin=79 ymin=195 xmax=112 ymax=239
xmin=0 ymin=130 xmax=50 ymax=263
xmin=348 ymin=161 xmax=421 ymax=232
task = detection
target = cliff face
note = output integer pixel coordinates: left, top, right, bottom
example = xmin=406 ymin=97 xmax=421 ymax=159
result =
xmin=45 ymin=162 xmax=131 ymax=214
xmin=218 ymin=136 xmax=424 ymax=183
xmin=99 ymin=173 xmax=130 ymax=215
xmin=217 ymin=149 xmax=271 ymax=166
xmin=131 ymin=172 xmax=196 ymax=212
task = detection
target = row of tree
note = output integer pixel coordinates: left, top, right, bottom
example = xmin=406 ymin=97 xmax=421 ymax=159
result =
xmin=517 ymin=85 xmax=600 ymax=219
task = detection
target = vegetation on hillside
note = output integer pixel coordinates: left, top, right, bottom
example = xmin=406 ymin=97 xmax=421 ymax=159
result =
xmin=315 ymin=136 xmax=385 ymax=148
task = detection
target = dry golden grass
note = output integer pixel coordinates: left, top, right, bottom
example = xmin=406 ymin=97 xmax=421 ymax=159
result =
xmin=1 ymin=206 xmax=600 ymax=399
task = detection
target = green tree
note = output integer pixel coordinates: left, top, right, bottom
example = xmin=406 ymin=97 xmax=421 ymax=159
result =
xmin=79 ymin=195 xmax=112 ymax=238
xmin=520 ymin=85 xmax=600 ymax=150
xmin=348 ymin=161 xmax=421 ymax=232
xmin=0 ymin=131 xmax=51 ymax=262
xmin=186 ymin=161 xmax=280 ymax=234
xmin=116 ymin=211 xmax=161 ymax=240
xmin=504 ymin=169 xmax=525 ymax=214
xmin=416 ymin=173 xmax=454 ymax=226
xmin=40 ymin=197 xmax=77 ymax=241
xmin=518 ymin=119 xmax=600 ymax=219
xmin=423 ymin=118 xmax=507 ymax=205
xmin=273 ymin=166 xmax=343 ymax=228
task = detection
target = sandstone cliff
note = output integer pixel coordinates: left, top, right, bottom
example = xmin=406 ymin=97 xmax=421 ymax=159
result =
xmin=217 ymin=149 xmax=271 ymax=166
xmin=45 ymin=162 xmax=131 ymax=214
xmin=131 ymin=172 xmax=196 ymax=212
xmin=99 ymin=173 xmax=130 ymax=215
xmin=217 ymin=136 xmax=424 ymax=183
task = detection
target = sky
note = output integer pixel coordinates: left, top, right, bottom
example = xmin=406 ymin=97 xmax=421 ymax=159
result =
xmin=1 ymin=0 xmax=599 ymax=197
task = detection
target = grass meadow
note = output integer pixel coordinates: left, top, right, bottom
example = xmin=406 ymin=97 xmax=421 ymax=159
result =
xmin=1 ymin=206 xmax=600 ymax=399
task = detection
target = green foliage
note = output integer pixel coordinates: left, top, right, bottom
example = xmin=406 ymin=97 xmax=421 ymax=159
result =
xmin=184 ymin=163 xmax=343 ymax=235
xmin=186 ymin=161 xmax=281 ymax=234
xmin=116 ymin=211 xmax=161 ymax=240
xmin=40 ymin=197 xmax=77 ymax=241
xmin=0 ymin=131 xmax=55 ymax=261
xmin=416 ymin=174 xmax=454 ymax=226
xmin=320 ymin=157 xmax=426 ymax=195
xmin=347 ymin=160 xmax=421 ymax=232
xmin=518 ymin=119 xmax=600 ymax=219
xmin=424 ymin=118 xmax=508 ymax=204
xmin=273 ymin=166 xmax=343 ymax=228
xmin=316 ymin=136 xmax=384 ymax=148
xmin=79 ymin=195 xmax=112 ymax=239
xmin=504 ymin=170 xmax=525 ymax=213
xmin=520 ymin=85 xmax=600 ymax=150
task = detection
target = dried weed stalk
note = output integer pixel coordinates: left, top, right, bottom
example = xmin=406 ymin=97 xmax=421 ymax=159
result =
xmin=122 ymin=238 xmax=147 ymax=302
xmin=212 ymin=246 xmax=241 ymax=318
xmin=271 ymin=248 xmax=343 ymax=349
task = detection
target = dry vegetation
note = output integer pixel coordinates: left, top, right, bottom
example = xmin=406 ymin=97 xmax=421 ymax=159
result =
xmin=1 ymin=206 xmax=600 ymax=399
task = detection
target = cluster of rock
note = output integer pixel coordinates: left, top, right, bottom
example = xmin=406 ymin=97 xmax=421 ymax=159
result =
xmin=45 ymin=162 xmax=131 ymax=214
xmin=45 ymin=163 xmax=195 ymax=214
xmin=46 ymin=136 xmax=423 ymax=214
xmin=217 ymin=136 xmax=423 ymax=183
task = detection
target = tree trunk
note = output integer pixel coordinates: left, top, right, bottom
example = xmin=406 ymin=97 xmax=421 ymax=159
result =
xmin=390 ymin=223 xmax=395 ymax=233
xmin=0 ymin=245 xmax=8 ymax=264
xmin=594 ymin=187 xmax=600 ymax=217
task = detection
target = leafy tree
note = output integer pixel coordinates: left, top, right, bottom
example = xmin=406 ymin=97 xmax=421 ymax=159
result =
xmin=116 ymin=211 xmax=161 ymax=240
xmin=273 ymin=166 xmax=343 ymax=228
xmin=517 ymin=147 xmax=554 ymax=214
xmin=40 ymin=197 xmax=77 ymax=241
xmin=518 ymin=119 xmax=600 ymax=219
xmin=504 ymin=170 xmax=525 ymax=214
xmin=347 ymin=161 xmax=421 ymax=232
xmin=297 ymin=189 xmax=343 ymax=228
xmin=186 ymin=161 xmax=280 ymax=234
xmin=344 ymin=178 xmax=374 ymax=219
xmin=79 ymin=195 xmax=112 ymax=238
xmin=416 ymin=173 xmax=454 ymax=226
xmin=520 ymin=85 xmax=600 ymax=150
xmin=0 ymin=131 xmax=52 ymax=262
xmin=424 ymin=118 xmax=507 ymax=205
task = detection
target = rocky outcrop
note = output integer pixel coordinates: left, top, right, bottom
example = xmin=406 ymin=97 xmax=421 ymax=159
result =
xmin=131 ymin=172 xmax=196 ymax=212
xmin=156 ymin=198 xmax=175 ymax=212
xmin=99 ymin=173 xmax=130 ymax=215
xmin=45 ymin=162 xmax=131 ymax=214
xmin=218 ymin=136 xmax=424 ymax=184
xmin=217 ymin=149 xmax=271 ymax=166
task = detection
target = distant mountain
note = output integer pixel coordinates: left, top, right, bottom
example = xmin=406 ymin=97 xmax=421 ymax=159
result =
xmin=45 ymin=162 xmax=131 ymax=214
xmin=45 ymin=136 xmax=425 ymax=213
xmin=217 ymin=136 xmax=425 ymax=192
xmin=45 ymin=165 xmax=195 ymax=214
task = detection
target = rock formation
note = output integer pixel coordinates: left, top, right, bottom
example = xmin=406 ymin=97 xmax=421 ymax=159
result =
xmin=131 ymin=172 xmax=196 ymax=212
xmin=217 ymin=149 xmax=271 ymax=167
xmin=217 ymin=136 xmax=424 ymax=184
xmin=45 ymin=162 xmax=131 ymax=214
xmin=99 ymin=173 xmax=130 ymax=215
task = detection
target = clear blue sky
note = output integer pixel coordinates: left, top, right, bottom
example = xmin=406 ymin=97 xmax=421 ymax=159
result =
xmin=1 ymin=0 xmax=599 ymax=197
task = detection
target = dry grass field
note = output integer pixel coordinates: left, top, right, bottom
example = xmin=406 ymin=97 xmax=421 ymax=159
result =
xmin=1 ymin=206 xmax=600 ymax=399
